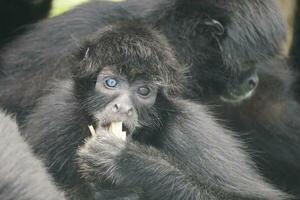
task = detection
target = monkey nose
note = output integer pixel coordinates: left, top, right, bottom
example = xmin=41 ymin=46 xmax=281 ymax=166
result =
xmin=112 ymin=104 xmax=121 ymax=112
xmin=127 ymin=108 xmax=133 ymax=116
xmin=112 ymin=103 xmax=134 ymax=116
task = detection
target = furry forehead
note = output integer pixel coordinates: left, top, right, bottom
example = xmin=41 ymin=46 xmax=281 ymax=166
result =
xmin=71 ymin=22 xmax=185 ymax=92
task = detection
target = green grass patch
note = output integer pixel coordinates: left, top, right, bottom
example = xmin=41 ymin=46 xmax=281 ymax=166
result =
xmin=50 ymin=0 xmax=89 ymax=17
xmin=50 ymin=0 xmax=125 ymax=17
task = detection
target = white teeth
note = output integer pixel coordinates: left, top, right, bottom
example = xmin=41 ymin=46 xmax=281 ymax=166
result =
xmin=109 ymin=122 xmax=126 ymax=141
xmin=87 ymin=122 xmax=126 ymax=141
xmin=88 ymin=125 xmax=97 ymax=137
xmin=108 ymin=122 xmax=122 ymax=134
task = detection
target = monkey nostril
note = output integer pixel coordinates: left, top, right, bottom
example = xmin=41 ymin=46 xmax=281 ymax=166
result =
xmin=248 ymin=78 xmax=258 ymax=90
xmin=127 ymin=108 xmax=133 ymax=116
xmin=112 ymin=104 xmax=120 ymax=112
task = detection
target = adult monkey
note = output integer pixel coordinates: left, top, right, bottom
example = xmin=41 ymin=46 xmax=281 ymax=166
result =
xmin=20 ymin=23 xmax=287 ymax=199
xmin=0 ymin=0 xmax=285 ymax=124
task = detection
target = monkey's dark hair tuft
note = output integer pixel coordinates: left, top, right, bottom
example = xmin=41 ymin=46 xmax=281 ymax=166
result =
xmin=69 ymin=22 xmax=186 ymax=94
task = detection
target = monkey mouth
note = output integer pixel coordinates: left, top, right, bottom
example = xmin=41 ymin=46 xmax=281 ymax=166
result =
xmin=101 ymin=121 xmax=133 ymax=136
xmin=220 ymin=89 xmax=254 ymax=104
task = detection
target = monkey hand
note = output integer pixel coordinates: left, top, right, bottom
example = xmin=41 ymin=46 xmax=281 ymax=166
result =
xmin=79 ymin=129 xmax=143 ymax=199
xmin=78 ymin=129 xmax=126 ymax=183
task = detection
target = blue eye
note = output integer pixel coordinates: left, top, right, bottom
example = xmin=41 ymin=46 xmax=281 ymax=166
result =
xmin=105 ymin=78 xmax=118 ymax=88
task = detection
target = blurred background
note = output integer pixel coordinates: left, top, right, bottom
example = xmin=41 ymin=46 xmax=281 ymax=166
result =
xmin=278 ymin=0 xmax=298 ymax=55
xmin=51 ymin=0 xmax=122 ymax=16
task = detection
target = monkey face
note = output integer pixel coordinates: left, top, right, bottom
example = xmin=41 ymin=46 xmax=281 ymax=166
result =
xmin=70 ymin=23 xmax=183 ymax=137
xmin=84 ymin=66 xmax=159 ymax=136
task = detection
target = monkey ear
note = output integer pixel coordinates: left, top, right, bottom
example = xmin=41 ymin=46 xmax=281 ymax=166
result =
xmin=204 ymin=18 xmax=225 ymax=36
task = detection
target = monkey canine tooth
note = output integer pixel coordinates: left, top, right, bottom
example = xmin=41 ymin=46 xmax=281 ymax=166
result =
xmin=88 ymin=125 xmax=96 ymax=137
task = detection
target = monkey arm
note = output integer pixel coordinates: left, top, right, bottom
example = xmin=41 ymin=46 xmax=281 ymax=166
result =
xmin=78 ymin=130 xmax=259 ymax=200
xmin=153 ymin=99 xmax=287 ymax=200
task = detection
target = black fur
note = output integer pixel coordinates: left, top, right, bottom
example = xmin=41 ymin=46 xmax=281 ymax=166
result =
xmin=0 ymin=0 xmax=286 ymax=124
xmin=0 ymin=0 xmax=52 ymax=46
xmin=0 ymin=111 xmax=66 ymax=200
xmin=19 ymin=23 xmax=288 ymax=200
xmin=200 ymin=58 xmax=300 ymax=197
